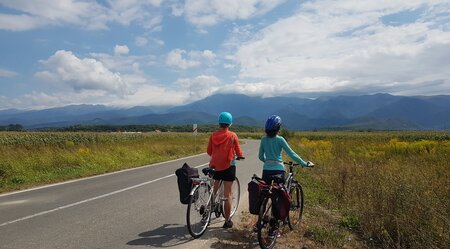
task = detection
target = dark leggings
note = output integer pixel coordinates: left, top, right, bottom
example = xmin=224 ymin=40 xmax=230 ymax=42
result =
xmin=262 ymin=170 xmax=285 ymax=185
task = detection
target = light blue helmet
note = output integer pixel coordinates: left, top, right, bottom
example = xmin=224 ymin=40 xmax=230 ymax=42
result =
xmin=218 ymin=112 xmax=232 ymax=124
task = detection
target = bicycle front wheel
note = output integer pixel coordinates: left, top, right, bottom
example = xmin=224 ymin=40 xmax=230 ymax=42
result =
xmin=186 ymin=183 xmax=212 ymax=238
xmin=228 ymin=177 xmax=240 ymax=218
xmin=257 ymin=197 xmax=278 ymax=249
xmin=287 ymin=182 xmax=304 ymax=230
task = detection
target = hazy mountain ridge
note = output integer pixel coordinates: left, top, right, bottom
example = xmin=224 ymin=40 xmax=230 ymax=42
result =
xmin=1 ymin=94 xmax=449 ymax=130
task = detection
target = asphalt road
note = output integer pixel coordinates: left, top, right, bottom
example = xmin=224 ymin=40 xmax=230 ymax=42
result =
xmin=0 ymin=139 xmax=262 ymax=249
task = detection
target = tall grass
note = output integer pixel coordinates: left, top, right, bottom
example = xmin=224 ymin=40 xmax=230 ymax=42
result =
xmin=289 ymin=131 xmax=449 ymax=248
xmin=0 ymin=132 xmax=208 ymax=193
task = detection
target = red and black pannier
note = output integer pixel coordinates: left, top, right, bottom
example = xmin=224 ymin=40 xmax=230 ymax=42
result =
xmin=271 ymin=185 xmax=291 ymax=220
xmin=248 ymin=175 xmax=266 ymax=215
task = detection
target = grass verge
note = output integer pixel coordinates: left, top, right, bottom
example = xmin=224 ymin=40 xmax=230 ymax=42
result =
xmin=0 ymin=132 xmax=208 ymax=193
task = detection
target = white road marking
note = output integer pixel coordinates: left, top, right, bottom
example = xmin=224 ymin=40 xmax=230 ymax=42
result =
xmin=0 ymin=163 xmax=208 ymax=227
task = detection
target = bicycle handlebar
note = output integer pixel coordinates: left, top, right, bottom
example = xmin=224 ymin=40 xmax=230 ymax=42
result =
xmin=235 ymin=156 xmax=245 ymax=160
xmin=283 ymin=161 xmax=315 ymax=168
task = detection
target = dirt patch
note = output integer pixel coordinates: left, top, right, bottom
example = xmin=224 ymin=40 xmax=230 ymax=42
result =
xmin=209 ymin=208 xmax=367 ymax=249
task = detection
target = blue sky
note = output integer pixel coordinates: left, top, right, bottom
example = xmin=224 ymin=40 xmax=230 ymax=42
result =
xmin=0 ymin=0 xmax=449 ymax=109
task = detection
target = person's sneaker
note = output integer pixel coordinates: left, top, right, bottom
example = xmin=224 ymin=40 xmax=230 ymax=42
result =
xmin=222 ymin=220 xmax=233 ymax=229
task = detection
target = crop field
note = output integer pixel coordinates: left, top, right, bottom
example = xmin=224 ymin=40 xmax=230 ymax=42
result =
xmin=287 ymin=131 xmax=450 ymax=248
xmin=0 ymin=132 xmax=208 ymax=193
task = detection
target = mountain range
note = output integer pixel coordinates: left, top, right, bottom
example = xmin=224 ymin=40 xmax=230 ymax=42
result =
xmin=0 ymin=93 xmax=449 ymax=130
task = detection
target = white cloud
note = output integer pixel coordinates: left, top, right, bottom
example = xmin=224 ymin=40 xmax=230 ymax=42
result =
xmin=166 ymin=49 xmax=217 ymax=70
xmin=0 ymin=13 xmax=47 ymax=31
xmin=171 ymin=3 xmax=184 ymax=17
xmin=0 ymin=0 xmax=163 ymax=31
xmin=114 ymin=45 xmax=130 ymax=56
xmin=135 ymin=36 xmax=164 ymax=47
xmin=135 ymin=36 xmax=148 ymax=47
xmin=0 ymin=68 xmax=18 ymax=77
xmin=110 ymin=85 xmax=190 ymax=107
xmin=34 ymin=50 xmax=132 ymax=94
xmin=183 ymin=0 xmax=286 ymax=27
xmin=176 ymin=74 xmax=221 ymax=99
xmin=166 ymin=49 xmax=200 ymax=69
xmin=0 ymin=90 xmax=108 ymax=110
xmin=232 ymin=0 xmax=450 ymax=95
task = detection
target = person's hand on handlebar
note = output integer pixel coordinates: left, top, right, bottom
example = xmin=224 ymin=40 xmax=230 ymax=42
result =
xmin=306 ymin=161 xmax=315 ymax=167
xmin=236 ymin=156 xmax=245 ymax=160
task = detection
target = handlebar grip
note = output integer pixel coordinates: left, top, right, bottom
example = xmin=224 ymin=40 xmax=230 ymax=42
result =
xmin=306 ymin=162 xmax=315 ymax=168
xmin=236 ymin=156 xmax=245 ymax=160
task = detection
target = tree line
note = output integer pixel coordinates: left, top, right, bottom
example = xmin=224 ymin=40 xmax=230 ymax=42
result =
xmin=0 ymin=124 xmax=25 ymax=131
xmin=34 ymin=124 xmax=262 ymax=133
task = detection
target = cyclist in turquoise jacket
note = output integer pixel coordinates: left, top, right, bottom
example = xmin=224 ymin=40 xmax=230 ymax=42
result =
xmin=258 ymin=115 xmax=313 ymax=184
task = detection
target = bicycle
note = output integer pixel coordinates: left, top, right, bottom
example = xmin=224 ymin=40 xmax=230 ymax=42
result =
xmin=186 ymin=166 xmax=241 ymax=238
xmin=256 ymin=161 xmax=314 ymax=249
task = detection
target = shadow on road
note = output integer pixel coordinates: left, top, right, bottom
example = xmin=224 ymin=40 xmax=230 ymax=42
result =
xmin=126 ymin=223 xmax=192 ymax=248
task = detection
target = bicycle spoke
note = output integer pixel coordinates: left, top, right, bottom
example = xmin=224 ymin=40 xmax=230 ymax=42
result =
xmin=187 ymin=184 xmax=211 ymax=238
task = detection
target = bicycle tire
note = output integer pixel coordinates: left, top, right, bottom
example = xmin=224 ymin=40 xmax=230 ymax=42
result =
xmin=287 ymin=182 xmax=304 ymax=230
xmin=186 ymin=184 xmax=212 ymax=238
xmin=257 ymin=197 xmax=278 ymax=249
xmin=223 ymin=177 xmax=240 ymax=218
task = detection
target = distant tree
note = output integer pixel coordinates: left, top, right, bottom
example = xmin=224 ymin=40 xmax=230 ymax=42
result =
xmin=0 ymin=124 xmax=24 ymax=131
xmin=280 ymin=128 xmax=295 ymax=141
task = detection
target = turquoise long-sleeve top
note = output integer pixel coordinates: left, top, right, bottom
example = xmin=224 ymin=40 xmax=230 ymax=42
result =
xmin=258 ymin=135 xmax=307 ymax=171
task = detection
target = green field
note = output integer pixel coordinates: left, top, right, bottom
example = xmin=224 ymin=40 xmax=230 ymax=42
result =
xmin=1 ymin=131 xmax=449 ymax=248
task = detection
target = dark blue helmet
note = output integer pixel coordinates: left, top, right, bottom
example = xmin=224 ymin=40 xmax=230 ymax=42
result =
xmin=265 ymin=115 xmax=282 ymax=131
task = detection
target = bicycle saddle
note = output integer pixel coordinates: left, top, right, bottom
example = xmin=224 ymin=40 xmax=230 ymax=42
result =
xmin=202 ymin=167 xmax=215 ymax=176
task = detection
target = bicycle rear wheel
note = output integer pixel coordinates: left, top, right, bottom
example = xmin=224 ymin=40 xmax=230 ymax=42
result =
xmin=287 ymin=182 xmax=304 ymax=230
xmin=186 ymin=183 xmax=212 ymax=238
xmin=257 ymin=197 xmax=278 ymax=249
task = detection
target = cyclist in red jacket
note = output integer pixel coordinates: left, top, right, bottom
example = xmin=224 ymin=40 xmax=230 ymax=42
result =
xmin=207 ymin=112 xmax=244 ymax=228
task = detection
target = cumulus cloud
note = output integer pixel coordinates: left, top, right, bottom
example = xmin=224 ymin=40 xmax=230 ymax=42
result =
xmin=183 ymin=0 xmax=286 ymax=27
xmin=34 ymin=50 xmax=132 ymax=94
xmin=176 ymin=74 xmax=221 ymax=99
xmin=114 ymin=45 xmax=130 ymax=56
xmin=0 ymin=0 xmax=163 ymax=31
xmin=166 ymin=49 xmax=217 ymax=70
xmin=232 ymin=0 xmax=450 ymax=95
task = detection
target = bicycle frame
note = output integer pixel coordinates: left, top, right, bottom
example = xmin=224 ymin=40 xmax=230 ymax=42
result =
xmin=190 ymin=176 xmax=215 ymax=204
xmin=284 ymin=162 xmax=297 ymax=189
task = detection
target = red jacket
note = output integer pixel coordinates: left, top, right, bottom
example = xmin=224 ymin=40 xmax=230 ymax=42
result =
xmin=207 ymin=129 xmax=243 ymax=171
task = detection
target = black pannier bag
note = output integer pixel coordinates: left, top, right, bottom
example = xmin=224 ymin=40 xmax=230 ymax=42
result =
xmin=271 ymin=185 xmax=291 ymax=220
xmin=175 ymin=163 xmax=199 ymax=204
xmin=248 ymin=175 xmax=266 ymax=215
